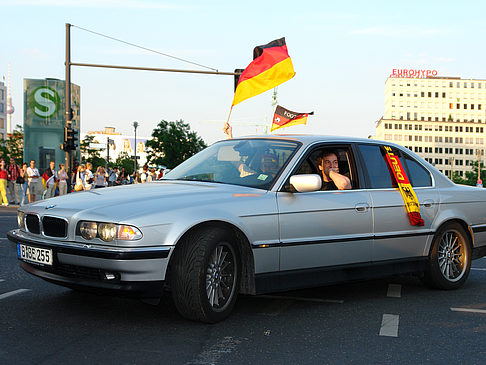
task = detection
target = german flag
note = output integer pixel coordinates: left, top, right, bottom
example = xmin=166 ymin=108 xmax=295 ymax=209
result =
xmin=232 ymin=38 xmax=295 ymax=106
xmin=270 ymin=105 xmax=313 ymax=132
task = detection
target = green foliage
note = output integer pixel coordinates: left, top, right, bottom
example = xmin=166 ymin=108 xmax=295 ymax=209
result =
xmin=0 ymin=125 xmax=24 ymax=164
xmin=80 ymin=134 xmax=106 ymax=169
xmin=146 ymin=119 xmax=207 ymax=169
xmin=115 ymin=151 xmax=134 ymax=175
xmin=457 ymin=160 xmax=486 ymax=186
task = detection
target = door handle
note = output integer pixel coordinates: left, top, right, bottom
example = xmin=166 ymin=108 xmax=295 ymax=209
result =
xmin=355 ymin=203 xmax=369 ymax=212
xmin=423 ymin=200 xmax=434 ymax=208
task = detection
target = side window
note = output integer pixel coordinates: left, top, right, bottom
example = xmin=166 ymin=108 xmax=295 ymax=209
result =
xmin=402 ymin=154 xmax=432 ymax=187
xmin=290 ymin=145 xmax=356 ymax=190
xmin=357 ymin=144 xmax=394 ymax=188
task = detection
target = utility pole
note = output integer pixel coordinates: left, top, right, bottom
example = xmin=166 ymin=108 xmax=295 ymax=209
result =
xmin=449 ymin=157 xmax=454 ymax=181
xmin=133 ymin=121 xmax=139 ymax=173
xmin=477 ymin=149 xmax=483 ymax=187
xmin=65 ymin=23 xmax=72 ymax=190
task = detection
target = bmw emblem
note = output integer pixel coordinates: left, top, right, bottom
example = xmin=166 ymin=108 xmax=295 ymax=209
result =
xmin=45 ymin=204 xmax=57 ymax=210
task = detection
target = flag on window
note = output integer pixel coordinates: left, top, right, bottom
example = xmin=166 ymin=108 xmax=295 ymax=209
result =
xmin=232 ymin=38 xmax=295 ymax=106
xmin=270 ymin=105 xmax=314 ymax=132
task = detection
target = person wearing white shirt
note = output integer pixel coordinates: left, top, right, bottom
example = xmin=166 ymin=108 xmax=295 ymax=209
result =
xmin=84 ymin=162 xmax=94 ymax=190
xmin=26 ymin=160 xmax=41 ymax=203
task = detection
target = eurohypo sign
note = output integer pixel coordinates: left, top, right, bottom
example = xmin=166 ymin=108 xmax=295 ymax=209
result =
xmin=389 ymin=69 xmax=438 ymax=78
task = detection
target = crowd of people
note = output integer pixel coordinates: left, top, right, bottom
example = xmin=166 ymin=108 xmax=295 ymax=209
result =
xmin=0 ymin=157 xmax=166 ymax=206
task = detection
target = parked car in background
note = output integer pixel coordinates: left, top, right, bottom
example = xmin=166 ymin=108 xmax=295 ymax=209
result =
xmin=9 ymin=135 xmax=486 ymax=322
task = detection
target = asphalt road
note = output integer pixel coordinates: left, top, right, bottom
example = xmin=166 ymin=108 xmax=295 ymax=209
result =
xmin=1 ymin=206 xmax=486 ymax=364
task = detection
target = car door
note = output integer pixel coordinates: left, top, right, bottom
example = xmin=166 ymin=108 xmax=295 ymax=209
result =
xmin=356 ymin=143 xmax=438 ymax=262
xmin=277 ymin=144 xmax=373 ymax=271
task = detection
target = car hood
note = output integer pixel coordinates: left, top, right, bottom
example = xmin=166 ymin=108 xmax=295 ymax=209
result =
xmin=23 ymin=181 xmax=270 ymax=223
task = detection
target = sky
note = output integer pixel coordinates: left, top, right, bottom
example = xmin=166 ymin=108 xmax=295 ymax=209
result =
xmin=3 ymin=0 xmax=486 ymax=145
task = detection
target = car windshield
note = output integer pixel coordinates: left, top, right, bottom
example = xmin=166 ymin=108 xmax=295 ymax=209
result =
xmin=163 ymin=138 xmax=300 ymax=190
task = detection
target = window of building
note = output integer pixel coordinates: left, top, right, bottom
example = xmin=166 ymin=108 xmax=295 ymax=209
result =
xmin=455 ymin=159 xmax=464 ymax=166
xmin=415 ymin=135 xmax=423 ymax=142
xmin=384 ymin=134 xmax=392 ymax=140
xmin=414 ymin=146 xmax=423 ymax=153
xmin=435 ymin=158 xmax=443 ymax=165
xmin=457 ymin=103 xmax=460 ymax=109
xmin=434 ymin=147 xmax=443 ymax=153
xmin=479 ymin=104 xmax=482 ymax=110
xmin=414 ymin=125 xmax=422 ymax=131
xmin=479 ymin=83 xmax=482 ymax=89
xmin=0 ymin=103 xmax=3 ymax=113
xmin=455 ymin=148 xmax=463 ymax=154
xmin=464 ymin=82 xmax=468 ymax=88
xmin=476 ymin=127 xmax=484 ymax=133
xmin=455 ymin=137 xmax=464 ymax=143
xmin=384 ymin=123 xmax=392 ymax=129
xmin=414 ymin=112 xmax=418 ymax=120
xmin=442 ymin=92 xmax=446 ymax=98
xmin=425 ymin=136 xmax=433 ymax=142
xmin=421 ymin=91 xmax=425 ymax=97
xmin=472 ymin=83 xmax=475 ymax=88
xmin=477 ymin=138 xmax=484 ymax=144
xmin=471 ymin=104 xmax=475 ymax=110
xmin=464 ymin=104 xmax=467 ymax=109
xmin=455 ymin=126 xmax=463 ymax=132
xmin=0 ymin=118 xmax=3 ymax=129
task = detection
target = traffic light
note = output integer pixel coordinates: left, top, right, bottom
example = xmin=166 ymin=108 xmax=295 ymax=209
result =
xmin=234 ymin=68 xmax=244 ymax=91
xmin=63 ymin=126 xmax=79 ymax=151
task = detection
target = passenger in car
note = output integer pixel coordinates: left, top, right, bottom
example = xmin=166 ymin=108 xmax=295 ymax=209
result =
xmin=317 ymin=150 xmax=352 ymax=190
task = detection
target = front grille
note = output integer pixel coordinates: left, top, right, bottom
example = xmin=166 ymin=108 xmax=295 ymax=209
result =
xmin=42 ymin=216 xmax=67 ymax=238
xmin=26 ymin=214 xmax=40 ymax=234
xmin=37 ymin=263 xmax=109 ymax=282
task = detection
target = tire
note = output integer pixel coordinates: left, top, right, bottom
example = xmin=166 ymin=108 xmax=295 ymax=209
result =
xmin=424 ymin=223 xmax=471 ymax=290
xmin=170 ymin=226 xmax=241 ymax=323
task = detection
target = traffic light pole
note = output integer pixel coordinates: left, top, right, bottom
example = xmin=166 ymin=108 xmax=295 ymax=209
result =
xmin=65 ymin=23 xmax=72 ymax=191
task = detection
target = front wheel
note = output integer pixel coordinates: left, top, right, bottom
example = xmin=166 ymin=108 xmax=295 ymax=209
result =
xmin=424 ymin=223 xmax=471 ymax=290
xmin=170 ymin=227 xmax=241 ymax=323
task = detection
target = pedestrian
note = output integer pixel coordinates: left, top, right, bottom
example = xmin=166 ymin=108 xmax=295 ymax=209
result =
xmin=108 ymin=166 xmax=118 ymax=186
xmin=149 ymin=168 xmax=156 ymax=182
xmin=118 ymin=167 xmax=128 ymax=185
xmin=84 ymin=162 xmax=94 ymax=190
xmin=6 ymin=157 xmax=21 ymax=205
xmin=43 ymin=161 xmax=57 ymax=199
xmin=0 ymin=160 xmax=9 ymax=206
xmin=94 ymin=166 xmax=107 ymax=188
xmin=74 ymin=165 xmax=85 ymax=191
xmin=141 ymin=165 xmax=149 ymax=183
xmin=26 ymin=160 xmax=41 ymax=203
xmin=19 ymin=163 xmax=28 ymax=206
xmin=58 ymin=163 xmax=69 ymax=196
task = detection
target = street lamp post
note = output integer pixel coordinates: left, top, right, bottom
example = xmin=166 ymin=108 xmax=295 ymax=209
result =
xmin=133 ymin=121 xmax=139 ymax=174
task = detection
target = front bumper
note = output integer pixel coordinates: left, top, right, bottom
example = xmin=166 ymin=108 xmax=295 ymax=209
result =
xmin=8 ymin=229 xmax=173 ymax=298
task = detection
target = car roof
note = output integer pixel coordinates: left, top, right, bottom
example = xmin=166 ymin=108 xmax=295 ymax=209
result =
xmin=223 ymin=134 xmax=393 ymax=147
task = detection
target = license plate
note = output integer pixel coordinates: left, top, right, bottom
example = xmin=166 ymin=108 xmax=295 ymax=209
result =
xmin=17 ymin=244 xmax=53 ymax=266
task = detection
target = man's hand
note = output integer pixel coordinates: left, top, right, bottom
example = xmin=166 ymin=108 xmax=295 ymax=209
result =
xmin=223 ymin=122 xmax=233 ymax=139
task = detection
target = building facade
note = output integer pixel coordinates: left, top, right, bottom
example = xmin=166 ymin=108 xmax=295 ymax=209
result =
xmin=376 ymin=74 xmax=486 ymax=178
xmin=82 ymin=127 xmax=150 ymax=168
xmin=0 ymin=81 xmax=6 ymax=140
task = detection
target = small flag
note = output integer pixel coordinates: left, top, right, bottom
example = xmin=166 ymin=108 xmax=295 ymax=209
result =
xmin=232 ymin=38 xmax=295 ymax=106
xmin=270 ymin=105 xmax=314 ymax=132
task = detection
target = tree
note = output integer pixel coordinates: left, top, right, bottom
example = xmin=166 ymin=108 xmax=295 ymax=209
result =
xmin=0 ymin=124 xmax=24 ymax=164
xmin=146 ymin=119 xmax=207 ymax=168
xmin=115 ymin=151 xmax=134 ymax=175
xmin=461 ymin=160 xmax=486 ymax=186
xmin=80 ymin=134 xmax=106 ymax=169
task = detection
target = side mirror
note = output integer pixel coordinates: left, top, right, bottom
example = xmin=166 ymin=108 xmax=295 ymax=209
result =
xmin=290 ymin=174 xmax=322 ymax=193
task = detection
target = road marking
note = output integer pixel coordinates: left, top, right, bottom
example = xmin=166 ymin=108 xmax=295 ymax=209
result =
xmin=0 ymin=289 xmax=30 ymax=300
xmin=450 ymin=307 xmax=486 ymax=314
xmin=0 ymin=279 xmax=4 ymax=282
xmin=186 ymin=336 xmax=243 ymax=365
xmin=379 ymin=314 xmax=399 ymax=337
xmin=0 ymin=238 xmax=9 ymax=241
xmin=257 ymin=294 xmax=344 ymax=304
xmin=471 ymin=268 xmax=486 ymax=271
xmin=387 ymin=284 xmax=402 ymax=298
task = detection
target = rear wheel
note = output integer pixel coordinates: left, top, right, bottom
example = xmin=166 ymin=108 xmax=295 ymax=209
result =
xmin=424 ymin=223 xmax=471 ymax=290
xmin=170 ymin=227 xmax=241 ymax=323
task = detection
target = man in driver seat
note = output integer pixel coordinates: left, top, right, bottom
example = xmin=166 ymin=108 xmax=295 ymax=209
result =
xmin=317 ymin=150 xmax=352 ymax=190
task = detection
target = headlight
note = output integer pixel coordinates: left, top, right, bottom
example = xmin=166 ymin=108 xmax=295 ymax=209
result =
xmin=117 ymin=225 xmax=142 ymax=240
xmin=17 ymin=211 xmax=25 ymax=229
xmin=77 ymin=221 xmax=142 ymax=241
xmin=79 ymin=221 xmax=98 ymax=240
xmin=98 ymin=223 xmax=117 ymax=242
